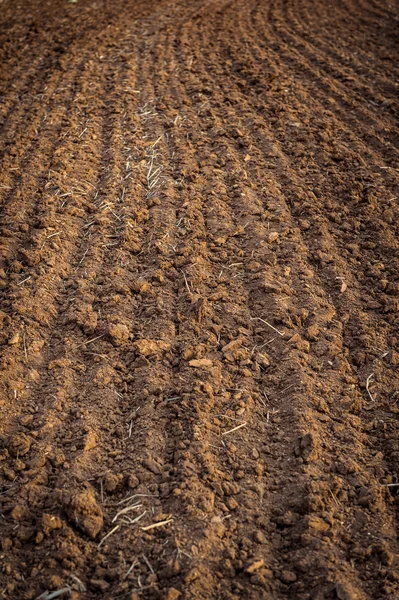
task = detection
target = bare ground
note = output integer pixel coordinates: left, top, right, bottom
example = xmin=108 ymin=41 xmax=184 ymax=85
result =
xmin=0 ymin=0 xmax=399 ymax=598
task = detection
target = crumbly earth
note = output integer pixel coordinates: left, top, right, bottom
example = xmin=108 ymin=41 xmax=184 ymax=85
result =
xmin=0 ymin=0 xmax=398 ymax=598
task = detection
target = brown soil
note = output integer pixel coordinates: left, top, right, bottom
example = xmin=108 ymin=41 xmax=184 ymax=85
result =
xmin=0 ymin=0 xmax=398 ymax=598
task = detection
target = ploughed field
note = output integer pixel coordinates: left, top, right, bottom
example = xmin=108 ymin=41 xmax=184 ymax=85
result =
xmin=0 ymin=0 xmax=398 ymax=598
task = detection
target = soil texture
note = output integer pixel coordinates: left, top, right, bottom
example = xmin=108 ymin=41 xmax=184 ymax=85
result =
xmin=0 ymin=0 xmax=399 ymax=598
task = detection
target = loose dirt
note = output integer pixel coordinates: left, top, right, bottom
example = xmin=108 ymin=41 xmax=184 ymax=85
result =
xmin=0 ymin=0 xmax=398 ymax=598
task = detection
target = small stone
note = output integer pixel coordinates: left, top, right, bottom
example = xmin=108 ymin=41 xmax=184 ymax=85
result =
xmin=188 ymin=358 xmax=213 ymax=369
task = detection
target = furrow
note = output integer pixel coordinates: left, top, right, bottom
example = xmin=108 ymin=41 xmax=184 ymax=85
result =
xmin=1 ymin=1 xmax=398 ymax=599
xmin=168 ymin=1 xmax=373 ymax=596
xmin=0 ymin=37 xmax=150 ymax=598
xmin=172 ymin=1 xmax=399 ymax=596
xmin=0 ymin=37 xmax=129 ymax=432
xmin=337 ymin=0 xmax=399 ymax=56
xmin=287 ymin=0 xmax=399 ymax=104
xmin=245 ymin=1 xmax=399 ymax=173
xmin=257 ymin=0 xmax=399 ymax=159
xmin=0 ymin=58 xmax=88 ymax=277
xmin=297 ymin=0 xmax=399 ymax=84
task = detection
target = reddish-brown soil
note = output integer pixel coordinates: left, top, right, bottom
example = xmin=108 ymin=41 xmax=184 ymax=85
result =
xmin=0 ymin=0 xmax=399 ymax=598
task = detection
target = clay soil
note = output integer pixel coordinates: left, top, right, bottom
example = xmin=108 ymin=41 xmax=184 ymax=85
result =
xmin=0 ymin=0 xmax=399 ymax=598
